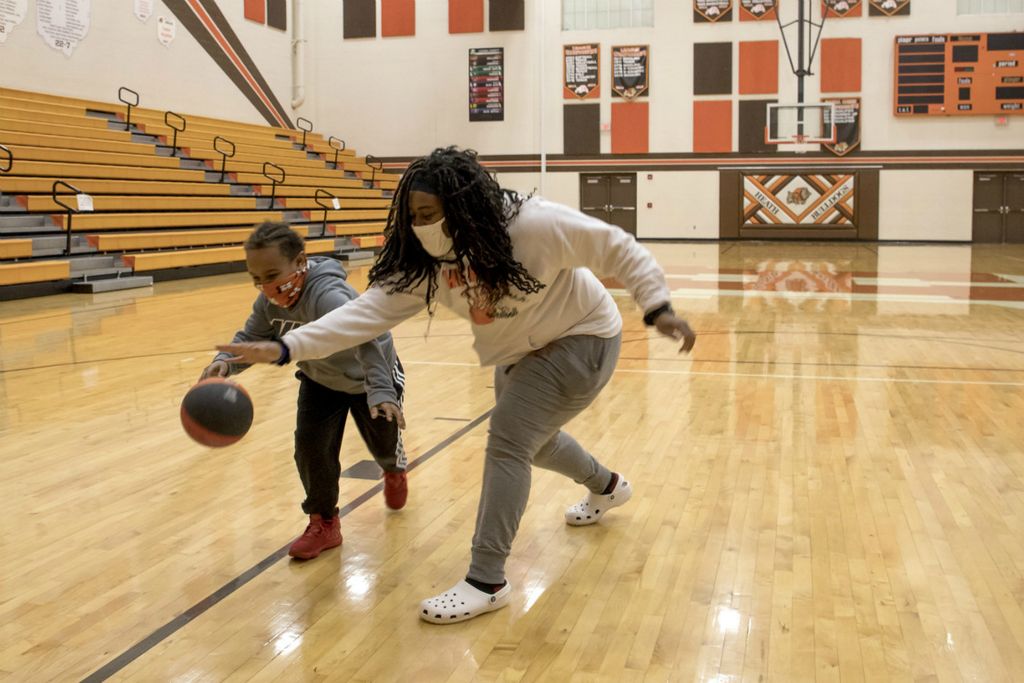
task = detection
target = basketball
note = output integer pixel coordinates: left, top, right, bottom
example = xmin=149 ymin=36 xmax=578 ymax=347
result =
xmin=180 ymin=378 xmax=254 ymax=448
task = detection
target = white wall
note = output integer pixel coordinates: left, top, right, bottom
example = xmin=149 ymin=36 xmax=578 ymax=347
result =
xmin=301 ymin=0 xmax=1021 ymax=157
xmin=1 ymin=0 xmax=292 ymax=126
xmin=878 ymin=170 xmax=974 ymax=241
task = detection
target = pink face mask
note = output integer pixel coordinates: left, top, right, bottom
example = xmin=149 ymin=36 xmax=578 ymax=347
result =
xmin=260 ymin=264 xmax=308 ymax=308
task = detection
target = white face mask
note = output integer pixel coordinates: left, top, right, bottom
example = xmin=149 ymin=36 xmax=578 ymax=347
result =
xmin=412 ymin=217 xmax=454 ymax=258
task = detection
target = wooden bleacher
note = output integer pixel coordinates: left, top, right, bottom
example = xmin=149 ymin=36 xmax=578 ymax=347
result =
xmin=0 ymin=87 xmax=400 ymax=296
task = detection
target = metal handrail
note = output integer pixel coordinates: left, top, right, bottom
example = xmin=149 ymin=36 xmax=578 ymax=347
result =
xmin=314 ymin=188 xmax=337 ymax=236
xmin=328 ymin=136 xmax=346 ymax=169
xmin=118 ymin=86 xmax=140 ymax=131
xmin=261 ymin=161 xmax=286 ymax=210
xmin=296 ymin=117 xmax=313 ymax=151
xmin=365 ymin=154 xmax=384 ymax=185
xmin=52 ymin=180 xmax=83 ymax=256
xmin=213 ymin=136 xmax=236 ymax=182
xmin=0 ymin=144 xmax=12 ymax=173
xmin=164 ymin=111 xmax=187 ymax=157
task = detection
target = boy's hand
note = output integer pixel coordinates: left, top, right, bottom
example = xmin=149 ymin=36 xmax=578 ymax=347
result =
xmin=200 ymin=360 xmax=229 ymax=381
xmin=371 ymin=402 xmax=406 ymax=429
xmin=653 ymin=312 xmax=697 ymax=354
xmin=216 ymin=341 xmax=282 ymax=365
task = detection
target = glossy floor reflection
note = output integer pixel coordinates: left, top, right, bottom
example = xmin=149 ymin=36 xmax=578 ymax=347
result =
xmin=1 ymin=242 xmax=1023 ymax=681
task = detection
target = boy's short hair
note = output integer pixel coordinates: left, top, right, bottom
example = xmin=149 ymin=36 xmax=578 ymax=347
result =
xmin=245 ymin=222 xmax=305 ymax=260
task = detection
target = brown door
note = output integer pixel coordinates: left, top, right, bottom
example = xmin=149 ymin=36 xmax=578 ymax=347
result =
xmin=973 ymin=172 xmax=1005 ymax=243
xmin=1006 ymin=172 xmax=1024 ymax=244
xmin=580 ymin=173 xmax=637 ymax=235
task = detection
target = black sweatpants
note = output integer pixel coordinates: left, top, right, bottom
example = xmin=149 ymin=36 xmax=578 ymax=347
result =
xmin=294 ymin=366 xmax=405 ymax=518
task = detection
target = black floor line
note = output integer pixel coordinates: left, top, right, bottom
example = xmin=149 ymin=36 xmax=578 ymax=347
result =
xmin=80 ymin=409 xmax=492 ymax=683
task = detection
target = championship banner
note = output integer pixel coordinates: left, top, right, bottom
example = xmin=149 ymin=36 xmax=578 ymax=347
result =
xmin=823 ymin=97 xmax=860 ymax=156
xmin=468 ymin=48 xmax=503 ymax=122
xmin=564 ymin=44 xmax=600 ymax=100
xmin=612 ymin=45 xmax=649 ymax=99
xmin=694 ymin=0 xmax=732 ymax=23
xmin=822 ymin=0 xmax=862 ymax=18
xmin=743 ymin=173 xmax=856 ymax=225
xmin=740 ymin=0 xmax=776 ymax=21
xmin=869 ymin=0 xmax=910 ymax=16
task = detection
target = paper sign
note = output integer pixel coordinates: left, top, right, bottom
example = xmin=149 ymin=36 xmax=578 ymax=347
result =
xmin=76 ymin=193 xmax=94 ymax=212
xmin=134 ymin=0 xmax=153 ymax=22
xmin=37 ymin=0 xmax=90 ymax=56
xmin=0 ymin=0 xmax=28 ymax=44
xmin=331 ymin=198 xmax=340 ymax=210
xmin=157 ymin=15 xmax=175 ymax=46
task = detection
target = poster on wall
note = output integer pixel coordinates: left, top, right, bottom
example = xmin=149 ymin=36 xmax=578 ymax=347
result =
xmin=134 ymin=0 xmax=153 ymax=22
xmin=743 ymin=173 xmax=856 ymax=226
xmin=823 ymin=97 xmax=860 ymax=156
xmin=469 ymin=48 xmax=504 ymax=122
xmin=822 ymin=0 xmax=862 ymax=18
xmin=694 ymin=0 xmax=733 ymax=23
xmin=868 ymin=0 xmax=910 ymax=16
xmin=37 ymin=0 xmax=90 ymax=56
xmin=611 ymin=45 xmax=649 ymax=99
xmin=0 ymin=0 xmax=28 ymax=44
xmin=563 ymin=44 xmax=600 ymax=100
xmin=739 ymin=0 xmax=777 ymax=21
xmin=157 ymin=15 xmax=175 ymax=47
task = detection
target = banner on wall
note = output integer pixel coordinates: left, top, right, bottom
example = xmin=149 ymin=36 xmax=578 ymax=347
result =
xmin=469 ymin=48 xmax=504 ymax=122
xmin=157 ymin=15 xmax=175 ymax=47
xmin=822 ymin=0 xmax=862 ymax=18
xmin=739 ymin=0 xmax=776 ymax=21
xmin=612 ymin=45 xmax=649 ymax=99
xmin=37 ymin=0 xmax=90 ymax=56
xmin=868 ymin=0 xmax=910 ymax=16
xmin=563 ymin=44 xmax=600 ymax=100
xmin=0 ymin=0 xmax=28 ymax=44
xmin=694 ymin=0 xmax=733 ymax=23
xmin=823 ymin=97 xmax=861 ymax=156
xmin=743 ymin=173 xmax=856 ymax=226
xmin=134 ymin=0 xmax=153 ymax=22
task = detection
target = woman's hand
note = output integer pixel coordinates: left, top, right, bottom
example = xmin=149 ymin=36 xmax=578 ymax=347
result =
xmin=653 ymin=313 xmax=696 ymax=354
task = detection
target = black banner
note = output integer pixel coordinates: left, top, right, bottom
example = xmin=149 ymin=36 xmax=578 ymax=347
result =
xmin=612 ymin=45 xmax=649 ymax=99
xmin=694 ymin=0 xmax=733 ymax=22
xmin=469 ymin=48 xmax=504 ymax=122
xmin=740 ymin=0 xmax=776 ymax=21
xmin=824 ymin=97 xmax=861 ymax=156
xmin=869 ymin=0 xmax=910 ymax=16
xmin=564 ymin=44 xmax=600 ymax=100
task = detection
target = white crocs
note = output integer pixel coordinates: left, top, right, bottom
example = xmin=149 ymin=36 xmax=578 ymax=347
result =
xmin=565 ymin=475 xmax=632 ymax=526
xmin=419 ymin=580 xmax=512 ymax=624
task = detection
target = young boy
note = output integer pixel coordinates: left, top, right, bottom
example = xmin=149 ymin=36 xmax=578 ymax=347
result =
xmin=201 ymin=221 xmax=408 ymax=560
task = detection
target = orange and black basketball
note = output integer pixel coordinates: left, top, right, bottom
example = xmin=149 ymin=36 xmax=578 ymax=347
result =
xmin=180 ymin=378 xmax=254 ymax=448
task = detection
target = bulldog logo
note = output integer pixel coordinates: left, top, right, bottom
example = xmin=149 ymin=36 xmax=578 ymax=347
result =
xmin=787 ymin=187 xmax=811 ymax=205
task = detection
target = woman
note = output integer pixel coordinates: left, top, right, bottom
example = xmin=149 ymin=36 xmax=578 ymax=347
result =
xmin=218 ymin=147 xmax=695 ymax=624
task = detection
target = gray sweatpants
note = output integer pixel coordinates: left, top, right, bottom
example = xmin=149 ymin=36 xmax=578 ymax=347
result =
xmin=468 ymin=333 xmax=622 ymax=584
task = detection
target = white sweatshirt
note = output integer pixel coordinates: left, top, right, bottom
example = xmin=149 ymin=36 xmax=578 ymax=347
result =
xmin=282 ymin=196 xmax=672 ymax=367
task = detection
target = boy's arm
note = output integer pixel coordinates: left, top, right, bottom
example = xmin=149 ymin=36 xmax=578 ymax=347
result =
xmin=209 ymin=298 xmax=276 ymax=376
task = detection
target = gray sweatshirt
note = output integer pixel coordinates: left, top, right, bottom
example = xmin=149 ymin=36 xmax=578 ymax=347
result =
xmin=215 ymin=256 xmax=400 ymax=406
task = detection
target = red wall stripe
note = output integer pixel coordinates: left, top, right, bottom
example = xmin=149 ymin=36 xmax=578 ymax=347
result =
xmin=382 ymin=0 xmax=416 ymax=37
xmin=611 ymin=102 xmax=649 ymax=154
xmin=449 ymin=0 xmax=484 ymax=33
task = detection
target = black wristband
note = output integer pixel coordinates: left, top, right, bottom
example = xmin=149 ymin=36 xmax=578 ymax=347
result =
xmin=274 ymin=341 xmax=291 ymax=366
xmin=643 ymin=303 xmax=673 ymax=327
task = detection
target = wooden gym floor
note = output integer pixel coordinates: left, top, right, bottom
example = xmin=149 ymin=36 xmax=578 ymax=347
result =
xmin=2 ymin=242 xmax=1024 ymax=682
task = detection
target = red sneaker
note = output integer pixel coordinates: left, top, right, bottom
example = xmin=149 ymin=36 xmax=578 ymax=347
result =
xmin=288 ymin=514 xmax=342 ymax=559
xmin=383 ymin=471 xmax=408 ymax=510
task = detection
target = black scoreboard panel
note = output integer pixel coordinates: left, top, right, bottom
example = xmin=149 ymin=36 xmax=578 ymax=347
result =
xmin=894 ymin=33 xmax=1024 ymax=116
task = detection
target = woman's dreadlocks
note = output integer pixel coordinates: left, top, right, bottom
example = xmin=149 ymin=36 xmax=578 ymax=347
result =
xmin=368 ymin=146 xmax=546 ymax=311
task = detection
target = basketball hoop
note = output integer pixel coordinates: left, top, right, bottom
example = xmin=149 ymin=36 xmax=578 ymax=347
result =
xmin=794 ymin=133 xmax=807 ymax=144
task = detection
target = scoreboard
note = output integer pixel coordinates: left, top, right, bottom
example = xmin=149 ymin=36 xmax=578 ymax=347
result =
xmin=894 ymin=33 xmax=1024 ymax=116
